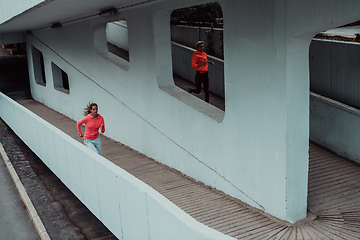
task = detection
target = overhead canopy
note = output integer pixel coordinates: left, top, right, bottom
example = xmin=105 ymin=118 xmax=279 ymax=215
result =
xmin=0 ymin=0 xmax=161 ymax=33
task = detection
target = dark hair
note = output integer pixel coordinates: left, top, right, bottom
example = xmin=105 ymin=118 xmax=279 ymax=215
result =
xmin=83 ymin=102 xmax=98 ymax=116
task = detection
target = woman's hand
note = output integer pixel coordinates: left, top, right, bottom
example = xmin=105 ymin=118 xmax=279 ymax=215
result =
xmin=101 ymin=125 xmax=105 ymax=133
xmin=79 ymin=133 xmax=83 ymax=137
xmin=198 ymin=60 xmax=214 ymax=67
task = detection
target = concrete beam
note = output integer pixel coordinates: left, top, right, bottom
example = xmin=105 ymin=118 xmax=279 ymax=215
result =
xmin=0 ymin=32 xmax=25 ymax=45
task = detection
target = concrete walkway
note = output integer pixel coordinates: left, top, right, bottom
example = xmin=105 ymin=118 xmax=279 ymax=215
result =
xmin=174 ymin=74 xmax=225 ymax=111
xmin=14 ymin=96 xmax=360 ymax=239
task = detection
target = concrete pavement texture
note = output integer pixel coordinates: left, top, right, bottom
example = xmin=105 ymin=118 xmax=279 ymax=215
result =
xmin=0 ymin=148 xmax=39 ymax=240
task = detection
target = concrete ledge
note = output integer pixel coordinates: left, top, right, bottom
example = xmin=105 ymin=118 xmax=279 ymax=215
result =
xmin=159 ymin=84 xmax=225 ymax=122
xmin=310 ymin=92 xmax=360 ymax=164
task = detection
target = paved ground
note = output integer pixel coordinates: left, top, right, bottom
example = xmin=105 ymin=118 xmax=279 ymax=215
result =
xmin=0 ymin=148 xmax=39 ymax=240
xmin=174 ymin=73 xmax=225 ymax=111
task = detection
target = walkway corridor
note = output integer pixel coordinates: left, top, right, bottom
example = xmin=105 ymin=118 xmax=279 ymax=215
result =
xmin=15 ymin=98 xmax=360 ymax=239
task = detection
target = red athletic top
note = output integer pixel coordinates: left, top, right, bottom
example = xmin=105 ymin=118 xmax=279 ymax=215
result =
xmin=191 ymin=50 xmax=209 ymax=73
xmin=77 ymin=114 xmax=105 ymax=140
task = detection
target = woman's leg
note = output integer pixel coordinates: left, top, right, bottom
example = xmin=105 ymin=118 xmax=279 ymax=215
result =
xmin=84 ymin=137 xmax=102 ymax=155
xmin=84 ymin=139 xmax=98 ymax=154
xmin=202 ymin=72 xmax=210 ymax=102
xmin=189 ymin=72 xmax=202 ymax=94
xmin=92 ymin=137 xmax=102 ymax=156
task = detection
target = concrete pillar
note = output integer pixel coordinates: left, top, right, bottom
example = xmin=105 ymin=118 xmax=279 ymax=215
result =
xmin=221 ymin=0 xmax=360 ymax=222
xmin=222 ymin=0 xmax=310 ymax=222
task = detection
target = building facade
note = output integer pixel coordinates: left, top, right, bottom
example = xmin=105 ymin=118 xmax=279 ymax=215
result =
xmin=1 ymin=0 xmax=360 ymax=238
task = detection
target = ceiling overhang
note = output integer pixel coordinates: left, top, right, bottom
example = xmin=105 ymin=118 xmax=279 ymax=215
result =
xmin=0 ymin=0 xmax=161 ymax=33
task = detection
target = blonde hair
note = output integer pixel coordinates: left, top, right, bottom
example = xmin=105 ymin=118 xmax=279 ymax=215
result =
xmin=195 ymin=41 xmax=204 ymax=47
xmin=83 ymin=102 xmax=97 ymax=116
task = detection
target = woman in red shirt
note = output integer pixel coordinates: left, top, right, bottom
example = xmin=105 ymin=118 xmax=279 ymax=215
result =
xmin=188 ymin=41 xmax=214 ymax=103
xmin=77 ymin=102 xmax=105 ymax=155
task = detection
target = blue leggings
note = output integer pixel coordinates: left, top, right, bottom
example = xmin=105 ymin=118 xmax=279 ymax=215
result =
xmin=84 ymin=136 xmax=102 ymax=155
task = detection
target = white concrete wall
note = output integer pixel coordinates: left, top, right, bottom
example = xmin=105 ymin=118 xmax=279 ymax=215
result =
xmin=0 ymin=0 xmax=45 ymax=24
xmin=310 ymin=39 xmax=360 ymax=108
xmin=25 ymin=1 xmax=292 ymax=222
xmin=310 ymin=93 xmax=360 ymax=165
xmin=0 ymin=92 xmax=235 ymax=240
xmin=22 ymin=0 xmax=360 ymax=223
xmin=309 ymin=39 xmax=360 ymax=165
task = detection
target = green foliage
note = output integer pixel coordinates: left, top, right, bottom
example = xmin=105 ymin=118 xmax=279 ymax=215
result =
xmin=170 ymin=2 xmax=223 ymax=27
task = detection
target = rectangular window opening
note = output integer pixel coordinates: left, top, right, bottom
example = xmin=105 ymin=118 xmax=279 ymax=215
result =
xmin=94 ymin=19 xmax=130 ymax=70
xmin=31 ymin=46 xmax=46 ymax=86
xmin=106 ymin=20 xmax=129 ymax=61
xmin=52 ymin=62 xmax=70 ymax=94
xmin=171 ymin=2 xmax=224 ymax=111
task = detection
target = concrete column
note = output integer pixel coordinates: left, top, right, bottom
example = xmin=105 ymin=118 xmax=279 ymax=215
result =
xmin=222 ymin=0 xmax=310 ymax=222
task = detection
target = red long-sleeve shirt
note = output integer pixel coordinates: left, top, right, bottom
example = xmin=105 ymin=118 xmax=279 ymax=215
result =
xmin=77 ymin=114 xmax=105 ymax=140
xmin=191 ymin=50 xmax=209 ymax=73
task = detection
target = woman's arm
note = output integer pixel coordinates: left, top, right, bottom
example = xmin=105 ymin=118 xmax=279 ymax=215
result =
xmin=100 ymin=117 xmax=105 ymax=133
xmin=77 ymin=117 xmax=86 ymax=137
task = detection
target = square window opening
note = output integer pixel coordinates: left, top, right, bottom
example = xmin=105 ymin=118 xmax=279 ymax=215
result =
xmin=94 ymin=19 xmax=129 ymax=70
xmin=171 ymin=2 xmax=224 ymax=111
xmin=52 ymin=62 xmax=70 ymax=94
xmin=154 ymin=2 xmax=225 ymax=122
xmin=31 ymin=46 xmax=46 ymax=86
xmin=106 ymin=20 xmax=129 ymax=62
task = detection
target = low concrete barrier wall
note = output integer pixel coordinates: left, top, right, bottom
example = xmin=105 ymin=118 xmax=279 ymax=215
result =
xmin=171 ymin=25 xmax=224 ymax=59
xmin=310 ymin=92 xmax=360 ymax=164
xmin=0 ymin=92 xmax=234 ymax=240
xmin=310 ymin=39 xmax=360 ymax=109
xmin=106 ymin=21 xmax=129 ymax=51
